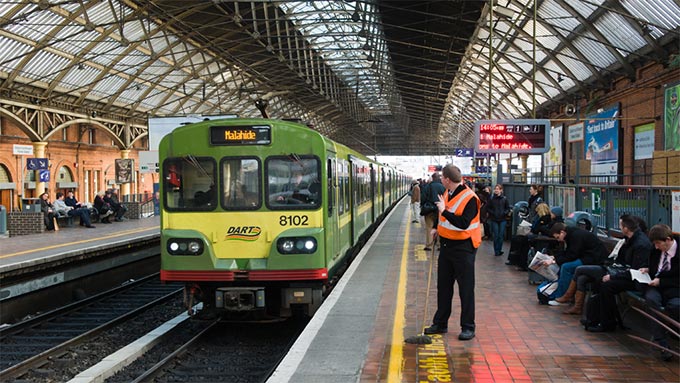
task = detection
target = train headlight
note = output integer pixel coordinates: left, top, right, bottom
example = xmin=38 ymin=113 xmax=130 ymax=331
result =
xmin=167 ymin=238 xmax=204 ymax=256
xmin=188 ymin=241 xmax=201 ymax=253
xmin=277 ymin=237 xmax=317 ymax=254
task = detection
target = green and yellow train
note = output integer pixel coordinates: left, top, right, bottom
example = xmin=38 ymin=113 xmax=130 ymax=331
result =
xmin=159 ymin=118 xmax=409 ymax=318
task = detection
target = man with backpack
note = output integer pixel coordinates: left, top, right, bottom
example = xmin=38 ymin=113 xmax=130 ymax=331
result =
xmin=420 ymin=172 xmax=446 ymax=251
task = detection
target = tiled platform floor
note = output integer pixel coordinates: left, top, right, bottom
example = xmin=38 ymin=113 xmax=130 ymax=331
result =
xmin=361 ymin=207 xmax=679 ymax=383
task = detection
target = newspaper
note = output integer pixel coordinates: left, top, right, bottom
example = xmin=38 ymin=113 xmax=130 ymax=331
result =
xmin=528 ymin=251 xmax=560 ymax=281
xmin=608 ymin=238 xmax=625 ymax=259
xmin=629 ymin=269 xmax=652 ymax=284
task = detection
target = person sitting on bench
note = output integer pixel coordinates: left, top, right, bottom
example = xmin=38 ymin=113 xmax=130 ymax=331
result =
xmin=53 ymin=192 xmax=95 ymax=228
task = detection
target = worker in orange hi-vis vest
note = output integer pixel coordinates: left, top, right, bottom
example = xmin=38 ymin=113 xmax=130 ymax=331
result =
xmin=423 ymin=164 xmax=481 ymax=342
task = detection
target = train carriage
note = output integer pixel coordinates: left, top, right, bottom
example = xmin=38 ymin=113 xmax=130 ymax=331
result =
xmin=159 ymin=118 xmax=406 ymax=318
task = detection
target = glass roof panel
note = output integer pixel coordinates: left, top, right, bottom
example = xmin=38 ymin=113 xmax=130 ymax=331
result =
xmin=596 ymin=13 xmax=645 ymax=55
xmin=0 ymin=36 xmax=31 ymax=72
xmin=23 ymin=51 xmax=70 ymax=84
xmin=571 ymin=32 xmax=616 ymax=69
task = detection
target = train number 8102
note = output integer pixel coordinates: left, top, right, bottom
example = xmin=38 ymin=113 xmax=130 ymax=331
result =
xmin=279 ymin=215 xmax=309 ymax=226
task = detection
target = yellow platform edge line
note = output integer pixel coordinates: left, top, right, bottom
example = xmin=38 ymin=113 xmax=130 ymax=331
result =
xmin=387 ymin=216 xmax=410 ymax=382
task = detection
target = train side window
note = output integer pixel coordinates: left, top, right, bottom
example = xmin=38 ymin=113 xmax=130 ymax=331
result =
xmin=327 ymin=158 xmax=334 ymax=216
xmin=163 ymin=156 xmax=216 ymax=211
xmin=221 ymin=157 xmax=261 ymax=210
xmin=266 ymin=156 xmax=321 ymax=210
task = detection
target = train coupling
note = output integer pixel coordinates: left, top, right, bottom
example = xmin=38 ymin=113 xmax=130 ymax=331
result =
xmin=215 ymin=287 xmax=265 ymax=311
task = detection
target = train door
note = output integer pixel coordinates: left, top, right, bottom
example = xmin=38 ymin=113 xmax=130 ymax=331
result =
xmin=380 ymin=168 xmax=385 ymax=214
xmin=370 ymin=164 xmax=376 ymax=222
xmin=349 ymin=160 xmax=356 ymax=247
xmin=326 ymin=156 xmax=341 ymax=262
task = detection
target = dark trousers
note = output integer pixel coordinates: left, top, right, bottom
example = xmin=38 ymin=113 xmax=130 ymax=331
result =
xmin=599 ymin=278 xmax=635 ymax=327
xmin=432 ymin=245 xmax=476 ymax=332
xmin=574 ymin=265 xmax=605 ymax=292
xmin=69 ymin=208 xmax=92 ymax=226
xmin=644 ymin=287 xmax=680 ymax=344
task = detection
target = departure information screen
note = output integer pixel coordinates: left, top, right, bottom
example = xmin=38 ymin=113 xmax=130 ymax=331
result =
xmin=210 ymin=125 xmax=271 ymax=145
xmin=474 ymin=119 xmax=550 ymax=154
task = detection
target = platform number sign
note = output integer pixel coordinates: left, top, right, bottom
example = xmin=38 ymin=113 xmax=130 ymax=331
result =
xmin=454 ymin=148 xmax=473 ymax=157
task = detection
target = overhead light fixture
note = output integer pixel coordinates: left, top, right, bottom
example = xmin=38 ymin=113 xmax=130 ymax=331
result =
xmin=358 ymin=28 xmax=368 ymax=38
xmin=557 ymin=74 xmax=564 ymax=83
xmin=77 ymin=63 xmax=84 ymax=70
xmin=366 ymin=54 xmax=374 ymax=62
xmin=362 ymin=43 xmax=371 ymax=51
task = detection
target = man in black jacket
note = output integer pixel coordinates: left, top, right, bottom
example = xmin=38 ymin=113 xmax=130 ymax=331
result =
xmin=547 ymin=222 xmax=607 ymax=302
xmin=104 ymin=189 xmax=128 ymax=221
xmin=638 ymin=224 xmax=678 ymax=361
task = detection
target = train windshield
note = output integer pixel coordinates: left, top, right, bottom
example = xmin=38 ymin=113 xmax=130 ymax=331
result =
xmin=266 ymin=156 xmax=321 ymax=209
xmin=163 ymin=156 xmax=216 ymax=211
xmin=221 ymin=158 xmax=261 ymax=210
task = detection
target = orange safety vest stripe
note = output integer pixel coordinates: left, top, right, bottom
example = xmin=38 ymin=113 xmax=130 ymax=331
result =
xmin=437 ymin=186 xmax=482 ymax=248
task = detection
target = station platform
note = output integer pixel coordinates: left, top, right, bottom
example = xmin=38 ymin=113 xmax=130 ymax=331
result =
xmin=2 ymin=203 xmax=678 ymax=382
xmin=269 ymin=200 xmax=679 ymax=383
xmin=0 ymin=216 xmax=160 ymax=275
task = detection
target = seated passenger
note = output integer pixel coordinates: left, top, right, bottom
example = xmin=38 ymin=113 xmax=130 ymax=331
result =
xmin=53 ymin=192 xmax=95 ymax=228
xmin=94 ymin=191 xmax=113 ymax=223
xmin=65 ymin=190 xmax=99 ymax=222
xmin=104 ymin=189 xmax=127 ymax=221
xmin=39 ymin=192 xmax=57 ymax=231
xmin=546 ymin=222 xmax=607 ymax=304
xmin=506 ymin=202 xmax=550 ymax=269
xmin=555 ymin=214 xmax=650 ymax=315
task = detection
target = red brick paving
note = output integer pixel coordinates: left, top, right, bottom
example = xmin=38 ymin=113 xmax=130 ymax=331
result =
xmin=360 ymin=210 xmax=679 ymax=382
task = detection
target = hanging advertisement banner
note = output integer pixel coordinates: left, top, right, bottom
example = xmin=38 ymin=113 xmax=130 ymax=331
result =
xmin=664 ymin=82 xmax=680 ymax=151
xmin=544 ymin=125 xmax=563 ymax=178
xmin=584 ymin=105 xmax=619 ymax=178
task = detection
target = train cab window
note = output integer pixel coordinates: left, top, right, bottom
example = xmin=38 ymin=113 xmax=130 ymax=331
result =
xmin=163 ymin=156 xmax=216 ymax=211
xmin=266 ymin=156 xmax=321 ymax=209
xmin=221 ymin=158 xmax=261 ymax=210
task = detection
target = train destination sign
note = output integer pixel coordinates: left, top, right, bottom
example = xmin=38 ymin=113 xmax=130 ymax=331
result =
xmin=474 ymin=119 xmax=550 ymax=154
xmin=210 ymin=125 xmax=271 ymax=145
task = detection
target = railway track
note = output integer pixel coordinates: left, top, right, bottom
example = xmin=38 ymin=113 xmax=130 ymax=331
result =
xmin=105 ymin=318 xmax=308 ymax=383
xmin=0 ymin=274 xmax=183 ymax=381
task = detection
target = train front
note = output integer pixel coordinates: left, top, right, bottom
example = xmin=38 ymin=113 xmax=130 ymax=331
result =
xmin=159 ymin=119 xmax=328 ymax=319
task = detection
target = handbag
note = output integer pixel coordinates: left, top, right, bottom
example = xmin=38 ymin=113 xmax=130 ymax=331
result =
xmin=605 ymin=263 xmax=629 ymax=279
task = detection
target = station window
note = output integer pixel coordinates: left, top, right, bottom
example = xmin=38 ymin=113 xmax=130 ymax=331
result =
xmin=266 ymin=156 xmax=320 ymax=209
xmin=221 ymin=157 xmax=261 ymax=210
xmin=163 ymin=156 xmax=216 ymax=211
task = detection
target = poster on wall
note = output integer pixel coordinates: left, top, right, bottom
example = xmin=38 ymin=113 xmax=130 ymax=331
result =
xmin=544 ymin=125 xmax=563 ymax=178
xmin=584 ymin=105 xmax=619 ymax=178
xmin=664 ymin=82 xmax=680 ymax=151
xmin=634 ymin=123 xmax=655 ymax=160
xmin=115 ymin=159 xmax=134 ymax=184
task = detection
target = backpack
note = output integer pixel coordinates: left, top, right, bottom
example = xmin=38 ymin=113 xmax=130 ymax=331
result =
xmin=407 ymin=185 xmax=414 ymax=196
xmin=582 ymin=293 xmax=601 ymax=328
xmin=419 ymin=184 xmax=437 ymax=216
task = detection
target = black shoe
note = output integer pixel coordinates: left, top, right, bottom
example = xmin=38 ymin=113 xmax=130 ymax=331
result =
xmin=85 ymin=225 xmax=96 ymax=228
xmin=505 ymin=261 xmax=513 ymax=265
xmin=423 ymin=324 xmax=447 ymax=335
xmin=586 ymin=323 xmax=615 ymax=333
xmin=103 ymin=220 xmax=112 ymax=224
xmin=423 ymin=247 xmax=432 ymax=251
xmin=458 ymin=329 xmax=475 ymax=341
xmin=499 ymin=251 xmax=504 ymax=255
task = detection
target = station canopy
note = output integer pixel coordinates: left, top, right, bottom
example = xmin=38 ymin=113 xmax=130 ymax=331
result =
xmin=0 ymin=0 xmax=678 ymax=155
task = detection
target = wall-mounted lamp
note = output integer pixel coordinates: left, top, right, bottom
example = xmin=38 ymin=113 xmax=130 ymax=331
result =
xmin=90 ymin=111 xmax=97 ymax=118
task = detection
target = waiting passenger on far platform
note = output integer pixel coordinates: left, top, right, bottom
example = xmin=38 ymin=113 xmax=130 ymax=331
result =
xmin=39 ymin=192 xmax=57 ymax=231
xmin=527 ymin=184 xmax=543 ymax=224
xmin=104 ymin=189 xmax=127 ymax=221
xmin=53 ymin=192 xmax=95 ymax=228
xmin=486 ymin=184 xmax=511 ymax=257
xmin=546 ymin=222 xmax=607 ymax=304
xmin=556 ymin=214 xmax=650 ymax=316
xmin=94 ymin=191 xmax=114 ymax=224
xmin=423 ymin=164 xmax=481 ymax=341
xmin=409 ymin=180 xmax=420 ymax=223
xmin=420 ymin=172 xmax=446 ymax=251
